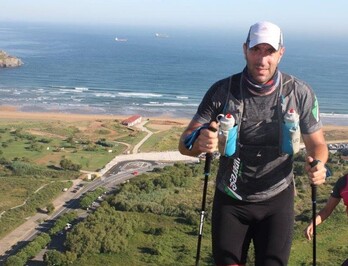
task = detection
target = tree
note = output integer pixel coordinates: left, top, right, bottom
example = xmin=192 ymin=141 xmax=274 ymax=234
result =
xmin=59 ymin=158 xmax=81 ymax=171
xmin=44 ymin=250 xmax=66 ymax=266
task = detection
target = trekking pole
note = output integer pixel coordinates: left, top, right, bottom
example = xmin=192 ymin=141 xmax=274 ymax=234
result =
xmin=310 ymin=160 xmax=319 ymax=266
xmin=195 ymin=151 xmax=213 ymax=266
xmin=311 ymin=183 xmax=317 ymax=266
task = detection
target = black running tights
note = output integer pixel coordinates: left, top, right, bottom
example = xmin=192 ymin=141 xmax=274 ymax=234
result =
xmin=212 ymin=185 xmax=294 ymax=266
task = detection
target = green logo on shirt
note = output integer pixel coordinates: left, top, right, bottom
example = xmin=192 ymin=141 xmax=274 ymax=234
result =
xmin=312 ymin=96 xmax=319 ymax=122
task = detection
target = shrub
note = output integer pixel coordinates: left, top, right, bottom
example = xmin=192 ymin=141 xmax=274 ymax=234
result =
xmin=4 ymin=255 xmax=26 ymax=266
xmin=44 ymin=250 xmax=67 ymax=266
xmin=59 ymin=159 xmax=81 ymax=171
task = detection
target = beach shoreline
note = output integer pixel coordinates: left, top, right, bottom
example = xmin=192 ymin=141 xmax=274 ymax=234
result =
xmin=0 ymin=105 xmax=191 ymax=125
xmin=0 ymin=105 xmax=346 ymax=128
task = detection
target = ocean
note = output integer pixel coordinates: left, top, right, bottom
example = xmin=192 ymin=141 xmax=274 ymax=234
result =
xmin=0 ymin=22 xmax=347 ymax=125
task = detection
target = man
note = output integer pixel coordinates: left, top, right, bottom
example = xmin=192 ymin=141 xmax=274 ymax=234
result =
xmin=179 ymin=21 xmax=328 ymax=266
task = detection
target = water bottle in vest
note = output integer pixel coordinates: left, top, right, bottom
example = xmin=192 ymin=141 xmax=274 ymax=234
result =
xmin=282 ymin=108 xmax=300 ymax=155
xmin=217 ymin=113 xmax=238 ymax=157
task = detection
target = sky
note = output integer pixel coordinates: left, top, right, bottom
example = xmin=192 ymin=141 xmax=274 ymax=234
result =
xmin=1 ymin=0 xmax=348 ymax=38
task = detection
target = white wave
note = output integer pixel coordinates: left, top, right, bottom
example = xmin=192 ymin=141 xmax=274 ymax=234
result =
xmin=48 ymin=91 xmax=65 ymax=95
xmin=58 ymin=89 xmax=74 ymax=93
xmin=143 ymin=102 xmax=184 ymax=107
xmin=71 ymin=98 xmax=82 ymax=102
xmin=51 ymin=85 xmax=88 ymax=92
xmin=186 ymin=103 xmax=199 ymax=107
xmin=75 ymin=87 xmax=89 ymax=91
xmin=176 ymin=96 xmax=189 ymax=99
xmin=143 ymin=103 xmax=160 ymax=106
xmin=94 ymin=93 xmax=116 ymax=98
xmin=163 ymin=102 xmax=184 ymax=106
xmin=50 ymin=85 xmax=69 ymax=89
xmin=321 ymin=113 xmax=348 ymax=118
xmin=58 ymin=88 xmax=88 ymax=93
xmin=118 ymin=92 xmax=162 ymax=98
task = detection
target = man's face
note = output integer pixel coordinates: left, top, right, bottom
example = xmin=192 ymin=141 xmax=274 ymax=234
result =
xmin=243 ymin=43 xmax=285 ymax=84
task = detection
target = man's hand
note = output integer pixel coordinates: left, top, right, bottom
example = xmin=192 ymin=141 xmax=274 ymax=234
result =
xmin=305 ymin=156 xmax=327 ymax=185
xmin=195 ymin=121 xmax=218 ymax=153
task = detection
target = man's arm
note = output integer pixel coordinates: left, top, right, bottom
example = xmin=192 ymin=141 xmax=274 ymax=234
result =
xmin=302 ymin=128 xmax=329 ymax=185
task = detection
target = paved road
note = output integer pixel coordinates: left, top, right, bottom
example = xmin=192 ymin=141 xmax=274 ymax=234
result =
xmin=0 ymin=178 xmax=83 ymax=261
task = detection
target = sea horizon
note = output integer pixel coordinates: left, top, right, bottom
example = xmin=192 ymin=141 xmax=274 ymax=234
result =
xmin=0 ymin=22 xmax=347 ymax=125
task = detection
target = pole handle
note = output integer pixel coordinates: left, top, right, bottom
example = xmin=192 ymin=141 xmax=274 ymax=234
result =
xmin=309 ymin=159 xmax=320 ymax=187
xmin=309 ymin=159 xmax=319 ymax=168
xmin=204 ymin=126 xmax=216 ymax=174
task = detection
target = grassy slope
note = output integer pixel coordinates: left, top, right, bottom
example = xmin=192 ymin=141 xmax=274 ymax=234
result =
xmin=68 ymin=161 xmax=347 ymax=266
xmin=1 ymin=118 xmax=347 ymax=265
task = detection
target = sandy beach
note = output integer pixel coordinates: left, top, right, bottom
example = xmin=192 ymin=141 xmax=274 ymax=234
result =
xmin=0 ymin=105 xmax=347 ymax=141
xmin=0 ymin=105 xmax=128 ymax=122
xmin=0 ymin=105 xmax=190 ymax=123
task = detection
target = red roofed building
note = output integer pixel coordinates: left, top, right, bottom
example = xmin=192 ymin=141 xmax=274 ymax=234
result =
xmin=121 ymin=115 xmax=142 ymax=126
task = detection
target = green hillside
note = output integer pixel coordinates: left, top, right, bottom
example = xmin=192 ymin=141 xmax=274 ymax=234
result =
xmin=41 ymin=155 xmax=347 ymax=266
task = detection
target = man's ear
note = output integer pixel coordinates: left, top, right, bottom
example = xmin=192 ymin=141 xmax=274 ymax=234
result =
xmin=243 ymin=43 xmax=248 ymax=59
xmin=278 ymin=47 xmax=285 ymax=63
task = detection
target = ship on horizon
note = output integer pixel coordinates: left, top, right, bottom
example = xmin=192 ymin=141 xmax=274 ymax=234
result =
xmin=115 ymin=37 xmax=128 ymax=42
xmin=155 ymin=33 xmax=169 ymax=38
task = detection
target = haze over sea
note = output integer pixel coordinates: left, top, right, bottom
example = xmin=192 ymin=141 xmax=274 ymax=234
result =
xmin=0 ymin=22 xmax=347 ymax=125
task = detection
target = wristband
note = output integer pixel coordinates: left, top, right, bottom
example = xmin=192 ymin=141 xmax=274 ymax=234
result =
xmin=324 ymin=165 xmax=332 ymax=178
xmin=183 ymin=125 xmax=209 ymax=150
xmin=184 ymin=125 xmax=217 ymax=150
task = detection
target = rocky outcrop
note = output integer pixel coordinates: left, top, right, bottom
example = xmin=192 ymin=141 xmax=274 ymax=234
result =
xmin=0 ymin=50 xmax=23 ymax=68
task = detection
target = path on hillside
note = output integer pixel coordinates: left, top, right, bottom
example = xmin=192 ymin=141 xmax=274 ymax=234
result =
xmin=132 ymin=120 xmax=153 ymax=154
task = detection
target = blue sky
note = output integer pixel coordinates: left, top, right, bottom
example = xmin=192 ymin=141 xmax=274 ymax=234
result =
xmin=2 ymin=0 xmax=348 ymax=37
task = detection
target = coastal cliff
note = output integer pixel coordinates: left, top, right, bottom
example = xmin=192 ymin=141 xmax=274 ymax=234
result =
xmin=0 ymin=50 xmax=23 ymax=68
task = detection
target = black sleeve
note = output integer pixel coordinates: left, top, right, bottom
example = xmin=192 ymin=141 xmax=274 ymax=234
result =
xmin=192 ymin=77 xmax=230 ymax=124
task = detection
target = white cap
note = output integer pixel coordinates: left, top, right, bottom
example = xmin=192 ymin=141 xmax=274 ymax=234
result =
xmin=246 ymin=21 xmax=283 ymax=50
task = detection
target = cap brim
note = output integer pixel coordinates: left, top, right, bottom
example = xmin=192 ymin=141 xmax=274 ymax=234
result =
xmin=248 ymin=38 xmax=280 ymax=50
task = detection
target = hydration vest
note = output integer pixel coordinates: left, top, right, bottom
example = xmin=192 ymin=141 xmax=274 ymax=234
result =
xmin=221 ymin=72 xmax=302 ymax=157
